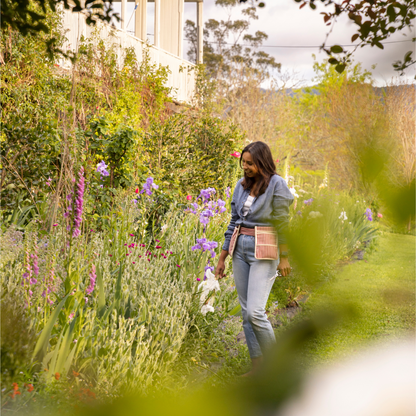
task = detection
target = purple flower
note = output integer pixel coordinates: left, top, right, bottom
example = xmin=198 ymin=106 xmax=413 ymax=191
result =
xmin=30 ymin=278 xmax=37 ymax=285
xmin=188 ymin=202 xmax=198 ymax=214
xmin=140 ymin=177 xmax=158 ymax=196
xmin=192 ymin=238 xmax=218 ymax=258
xmin=296 ymin=210 xmax=302 ymax=215
xmin=225 ymin=186 xmax=231 ymax=199
xmin=304 ymin=198 xmax=314 ymax=206
xmin=72 ymin=167 xmax=85 ymax=237
xmin=96 ymin=161 xmax=110 ymax=178
xmin=86 ymin=264 xmax=96 ymax=295
xmin=198 ymin=188 xmax=216 ymax=204
xmin=199 ymin=209 xmax=214 ymax=225
xmin=365 ymin=208 xmax=373 ymax=221
xmin=216 ymin=199 xmax=226 ymax=213
xmin=202 ymin=242 xmax=211 ymax=251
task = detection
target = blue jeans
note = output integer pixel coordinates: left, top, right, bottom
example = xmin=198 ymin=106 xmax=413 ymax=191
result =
xmin=233 ymin=234 xmax=278 ymax=358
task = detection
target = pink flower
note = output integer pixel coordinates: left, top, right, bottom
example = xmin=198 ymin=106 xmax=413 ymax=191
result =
xmin=72 ymin=167 xmax=85 ymax=238
xmin=186 ymin=195 xmax=192 ymax=201
xmin=231 ymin=151 xmax=241 ymax=158
xmin=156 ymin=246 xmax=162 ymax=249
xmin=135 ymin=188 xmax=139 ymax=194
xmin=275 ymin=159 xmax=279 ymax=163
xmin=176 ymin=265 xmax=181 ymax=268
xmin=377 ymin=213 xmax=383 ymax=218
xmin=53 ymin=224 xmax=58 ymax=227
xmin=129 ymin=233 xmax=134 ymax=236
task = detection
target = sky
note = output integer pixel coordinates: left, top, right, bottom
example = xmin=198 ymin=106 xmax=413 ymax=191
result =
xmin=112 ymin=0 xmax=415 ymax=87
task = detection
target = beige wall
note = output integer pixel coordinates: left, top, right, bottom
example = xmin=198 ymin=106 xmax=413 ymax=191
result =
xmin=61 ymin=9 xmax=195 ymax=103
xmin=159 ymin=0 xmax=184 ymax=57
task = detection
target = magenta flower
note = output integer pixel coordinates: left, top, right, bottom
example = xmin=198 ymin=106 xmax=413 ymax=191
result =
xmin=86 ymin=264 xmax=96 ymax=295
xmin=186 ymin=195 xmax=192 ymax=201
xmin=231 ymin=151 xmax=241 ymax=158
xmin=32 ymin=241 xmax=39 ymax=276
xmin=72 ymin=167 xmax=85 ymax=237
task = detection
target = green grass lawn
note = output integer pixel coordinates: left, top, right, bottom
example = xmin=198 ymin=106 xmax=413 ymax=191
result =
xmin=289 ymin=232 xmax=415 ymax=365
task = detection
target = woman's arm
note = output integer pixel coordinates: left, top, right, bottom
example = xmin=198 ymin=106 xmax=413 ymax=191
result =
xmin=277 ymin=243 xmax=291 ymax=277
xmin=272 ymin=179 xmax=294 ymax=277
xmin=215 ymin=249 xmax=228 ymax=279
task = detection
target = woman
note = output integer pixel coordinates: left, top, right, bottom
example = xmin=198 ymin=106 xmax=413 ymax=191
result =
xmin=215 ymin=141 xmax=294 ymax=376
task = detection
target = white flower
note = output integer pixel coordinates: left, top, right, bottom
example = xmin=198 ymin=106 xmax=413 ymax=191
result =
xmin=289 ymin=187 xmax=299 ymax=198
xmin=198 ymin=269 xmax=220 ymax=305
xmin=201 ymin=304 xmax=215 ymax=316
xmin=339 ymin=210 xmax=348 ymax=221
xmin=308 ymin=211 xmax=323 ymax=219
xmin=161 ymin=224 xmax=167 ymax=233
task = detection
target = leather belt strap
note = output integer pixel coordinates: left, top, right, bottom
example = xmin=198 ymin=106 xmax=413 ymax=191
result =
xmin=240 ymin=227 xmax=255 ymax=236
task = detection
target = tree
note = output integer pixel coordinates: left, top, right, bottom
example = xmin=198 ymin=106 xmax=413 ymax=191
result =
xmin=185 ymin=0 xmax=280 ymax=80
xmin=1 ymin=0 xmax=119 ymax=58
xmin=242 ymin=0 xmax=415 ymax=75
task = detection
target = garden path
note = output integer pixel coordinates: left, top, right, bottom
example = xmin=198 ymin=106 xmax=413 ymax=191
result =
xmin=290 ymin=232 xmax=415 ymax=364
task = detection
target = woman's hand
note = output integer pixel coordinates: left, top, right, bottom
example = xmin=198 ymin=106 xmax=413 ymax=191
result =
xmin=215 ymin=260 xmax=226 ymax=279
xmin=277 ymin=257 xmax=291 ymax=277
xmin=215 ymin=250 xmax=229 ymax=279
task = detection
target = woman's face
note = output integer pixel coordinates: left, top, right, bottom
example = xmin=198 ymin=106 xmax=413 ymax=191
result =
xmin=242 ymin=152 xmax=259 ymax=178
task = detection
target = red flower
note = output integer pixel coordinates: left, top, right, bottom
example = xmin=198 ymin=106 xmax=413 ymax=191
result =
xmin=135 ymin=188 xmax=139 ymax=194
xmin=275 ymin=159 xmax=279 ymax=163
xmin=10 ymin=383 xmax=21 ymax=399
xmin=231 ymin=151 xmax=241 ymax=158
xmin=186 ymin=195 xmax=192 ymax=201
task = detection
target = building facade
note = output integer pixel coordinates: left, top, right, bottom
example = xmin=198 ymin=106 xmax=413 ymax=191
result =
xmin=61 ymin=0 xmax=203 ymax=103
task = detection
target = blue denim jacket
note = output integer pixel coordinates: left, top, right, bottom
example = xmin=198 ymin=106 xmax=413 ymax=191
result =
xmin=222 ymin=175 xmax=294 ymax=252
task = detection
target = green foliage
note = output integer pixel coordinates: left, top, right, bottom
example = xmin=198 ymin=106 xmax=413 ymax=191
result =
xmin=299 ymin=0 xmax=415 ymax=75
xmin=86 ymin=117 xmax=139 ymax=188
xmin=142 ymin=113 xmax=242 ymax=197
xmin=1 ymin=0 xmax=119 ymax=59
xmin=185 ymin=1 xmax=280 ymax=80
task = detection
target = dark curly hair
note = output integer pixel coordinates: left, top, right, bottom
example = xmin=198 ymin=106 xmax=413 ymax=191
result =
xmin=240 ymin=141 xmax=277 ymax=196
